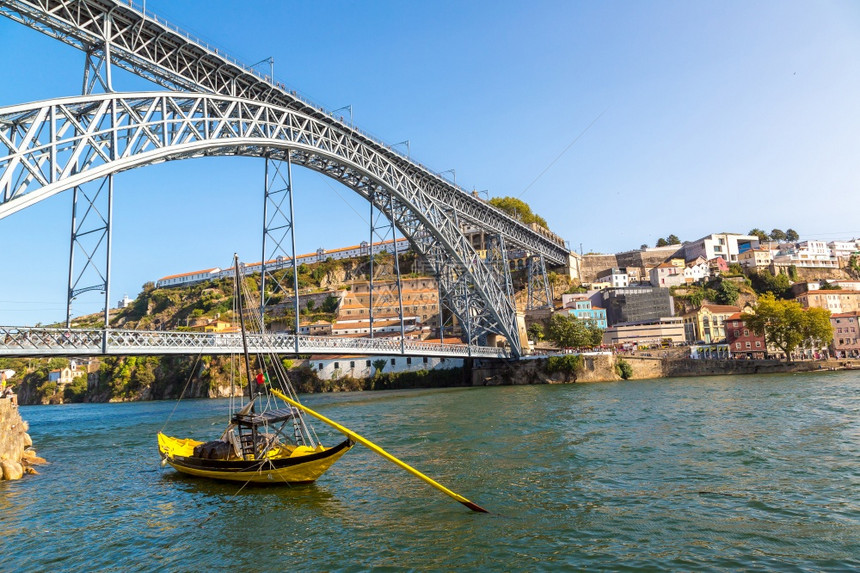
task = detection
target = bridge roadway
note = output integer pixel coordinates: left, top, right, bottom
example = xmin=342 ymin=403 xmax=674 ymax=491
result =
xmin=0 ymin=326 xmax=509 ymax=359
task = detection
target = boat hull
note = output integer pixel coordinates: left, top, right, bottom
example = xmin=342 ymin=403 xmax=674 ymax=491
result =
xmin=158 ymin=433 xmax=354 ymax=484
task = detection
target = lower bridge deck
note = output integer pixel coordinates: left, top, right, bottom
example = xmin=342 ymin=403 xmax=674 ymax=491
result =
xmin=0 ymin=327 xmax=509 ymax=359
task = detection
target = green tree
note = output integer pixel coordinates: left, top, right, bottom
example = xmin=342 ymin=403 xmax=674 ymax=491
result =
xmin=586 ymin=323 xmax=605 ymax=347
xmin=527 ymin=323 xmax=545 ymax=342
xmin=748 ymin=228 xmax=769 ymax=243
xmin=666 ymin=234 xmax=681 ymax=245
xmin=742 ymin=293 xmax=833 ymax=361
xmin=372 ymin=359 xmax=387 ymax=376
xmin=770 ymin=228 xmax=787 ymax=242
xmin=714 ymin=280 xmax=740 ymax=305
xmin=749 ymin=270 xmax=791 ymax=299
xmin=655 ymin=238 xmax=668 ymax=247
xmin=785 ymin=228 xmax=799 ymax=242
xmin=546 ymin=313 xmax=591 ymax=348
xmin=321 ymin=295 xmax=339 ymax=313
xmin=488 ymin=196 xmax=548 ymax=228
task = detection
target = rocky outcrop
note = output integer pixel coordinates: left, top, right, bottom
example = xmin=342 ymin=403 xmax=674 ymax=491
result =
xmin=0 ymin=399 xmax=44 ymax=480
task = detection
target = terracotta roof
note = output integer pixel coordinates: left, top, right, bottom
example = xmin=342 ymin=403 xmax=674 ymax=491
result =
xmin=831 ymin=311 xmax=860 ymax=318
xmin=158 ymin=268 xmax=220 ymax=281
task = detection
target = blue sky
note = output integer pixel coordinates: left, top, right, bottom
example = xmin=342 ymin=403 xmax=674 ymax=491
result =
xmin=1 ymin=0 xmax=860 ymax=325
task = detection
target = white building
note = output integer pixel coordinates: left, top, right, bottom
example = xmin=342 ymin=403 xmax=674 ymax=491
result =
xmin=683 ymin=257 xmax=710 ymax=282
xmin=308 ymin=354 xmax=463 ymax=380
xmin=683 ymin=233 xmax=760 ymax=264
xmin=650 ymin=263 xmax=685 ymax=287
xmin=829 ymin=240 xmax=860 ymax=259
xmin=773 ymin=240 xmax=839 ymax=269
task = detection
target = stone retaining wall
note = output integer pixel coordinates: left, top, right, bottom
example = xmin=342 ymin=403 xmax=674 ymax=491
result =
xmin=471 ymin=354 xmax=860 ymax=386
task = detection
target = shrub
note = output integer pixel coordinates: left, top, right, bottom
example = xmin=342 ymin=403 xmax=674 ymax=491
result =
xmin=545 ymin=354 xmax=583 ymax=381
xmin=615 ymin=358 xmax=633 ymax=380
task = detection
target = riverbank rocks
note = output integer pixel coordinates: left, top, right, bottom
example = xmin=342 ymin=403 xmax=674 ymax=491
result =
xmin=0 ymin=398 xmax=41 ymax=481
xmin=1 ymin=459 xmax=24 ymax=480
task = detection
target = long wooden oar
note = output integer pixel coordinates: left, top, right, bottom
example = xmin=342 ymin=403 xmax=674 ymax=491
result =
xmin=270 ymin=388 xmax=489 ymax=513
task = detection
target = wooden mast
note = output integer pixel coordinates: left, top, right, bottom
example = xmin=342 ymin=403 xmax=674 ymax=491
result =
xmin=234 ymin=254 xmax=255 ymax=412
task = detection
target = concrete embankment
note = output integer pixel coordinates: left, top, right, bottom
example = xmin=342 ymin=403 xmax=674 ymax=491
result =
xmin=0 ymin=399 xmax=46 ymax=480
xmin=470 ymin=354 xmax=860 ymax=386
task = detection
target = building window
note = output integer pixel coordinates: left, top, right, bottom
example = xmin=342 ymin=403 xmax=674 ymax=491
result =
xmin=334 ymin=362 xmax=339 ymax=369
xmin=755 ymin=341 xmax=761 ymax=348
xmin=318 ymin=363 xmax=323 ymax=370
xmin=391 ymin=358 xmax=396 ymax=366
xmin=350 ymin=361 xmax=355 ymax=369
xmin=745 ymin=342 xmax=751 ymax=349
xmin=366 ymin=360 xmax=371 ymax=367
xmin=407 ymin=357 xmax=412 ymax=365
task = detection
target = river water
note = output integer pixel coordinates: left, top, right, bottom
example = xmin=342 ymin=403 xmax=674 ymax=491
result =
xmin=2 ymin=372 xmax=858 ymax=571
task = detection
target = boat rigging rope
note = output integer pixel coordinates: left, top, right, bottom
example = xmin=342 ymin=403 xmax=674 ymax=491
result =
xmin=159 ymin=346 xmax=205 ymax=434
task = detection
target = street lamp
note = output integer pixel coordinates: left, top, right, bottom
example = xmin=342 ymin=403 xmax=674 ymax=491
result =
xmin=250 ymin=56 xmax=274 ymax=84
xmin=391 ymin=140 xmax=410 ymax=157
xmin=440 ymin=169 xmax=456 ymax=185
xmin=332 ymin=104 xmax=353 ymax=126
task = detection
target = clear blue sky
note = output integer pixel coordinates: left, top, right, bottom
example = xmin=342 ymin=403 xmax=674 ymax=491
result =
xmin=1 ymin=0 xmax=859 ymax=325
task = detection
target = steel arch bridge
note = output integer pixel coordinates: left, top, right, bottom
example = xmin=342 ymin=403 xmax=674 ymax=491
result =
xmin=0 ymin=0 xmax=571 ymax=359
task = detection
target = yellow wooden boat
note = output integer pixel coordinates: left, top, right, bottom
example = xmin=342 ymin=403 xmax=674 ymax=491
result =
xmin=158 ymin=254 xmax=487 ymax=511
xmin=157 ymin=254 xmax=353 ymax=485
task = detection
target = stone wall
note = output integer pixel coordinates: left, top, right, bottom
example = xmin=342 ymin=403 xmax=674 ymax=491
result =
xmin=0 ymin=399 xmax=43 ymax=480
xmin=470 ymin=354 xmax=860 ymax=387
xmin=580 ymin=254 xmax=618 ymax=283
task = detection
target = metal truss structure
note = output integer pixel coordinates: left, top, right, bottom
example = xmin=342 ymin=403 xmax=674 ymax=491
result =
xmin=526 ymin=254 xmax=554 ymax=310
xmin=0 ymin=326 xmax=507 ymax=359
xmin=0 ymin=0 xmax=572 ymax=357
xmin=0 ymin=0 xmax=568 ymax=264
xmin=0 ymin=92 xmax=524 ymax=354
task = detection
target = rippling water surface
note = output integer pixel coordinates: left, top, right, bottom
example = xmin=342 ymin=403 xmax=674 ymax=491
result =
xmin=2 ymin=372 xmax=859 ymax=571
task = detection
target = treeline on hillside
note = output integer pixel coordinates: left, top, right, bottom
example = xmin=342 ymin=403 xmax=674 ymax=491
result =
xmin=0 ymin=354 xmax=467 ymax=405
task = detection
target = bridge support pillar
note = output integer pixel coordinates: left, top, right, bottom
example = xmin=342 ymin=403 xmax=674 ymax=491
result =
xmin=526 ymin=253 xmax=553 ymax=310
xmin=260 ymin=156 xmax=300 ymax=352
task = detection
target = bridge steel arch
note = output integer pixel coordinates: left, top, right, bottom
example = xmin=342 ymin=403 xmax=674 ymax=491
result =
xmin=0 ymin=92 xmax=526 ymax=355
xmin=0 ymin=0 xmax=570 ymax=267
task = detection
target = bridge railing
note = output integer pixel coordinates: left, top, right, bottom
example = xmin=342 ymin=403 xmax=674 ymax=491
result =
xmin=0 ymin=327 xmax=509 ymax=359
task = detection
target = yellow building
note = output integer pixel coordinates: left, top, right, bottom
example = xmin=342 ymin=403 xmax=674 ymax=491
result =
xmin=340 ymin=277 xmax=440 ymax=325
xmin=682 ymin=304 xmax=741 ymax=343
xmin=737 ymin=248 xmax=773 ymax=269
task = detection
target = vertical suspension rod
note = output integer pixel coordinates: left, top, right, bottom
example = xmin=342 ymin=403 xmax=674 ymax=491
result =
xmin=287 ymin=155 xmax=300 ymax=354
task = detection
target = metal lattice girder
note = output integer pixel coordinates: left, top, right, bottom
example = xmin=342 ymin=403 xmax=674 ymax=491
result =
xmin=0 ymin=326 xmax=509 ymax=359
xmin=367 ymin=189 xmax=405 ymax=343
xmin=526 ymin=253 xmax=553 ymax=310
xmin=260 ymin=156 xmax=300 ymax=335
xmin=0 ymin=92 xmax=525 ymax=355
xmin=485 ymin=234 xmax=515 ymax=304
xmin=0 ymin=0 xmax=569 ymax=267
xmin=66 ymin=175 xmax=112 ymax=325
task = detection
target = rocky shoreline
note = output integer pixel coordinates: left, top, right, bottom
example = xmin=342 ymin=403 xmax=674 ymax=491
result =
xmin=0 ymin=399 xmax=46 ymax=481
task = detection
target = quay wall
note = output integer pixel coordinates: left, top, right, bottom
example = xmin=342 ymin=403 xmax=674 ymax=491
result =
xmin=470 ymin=355 xmax=860 ymax=386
